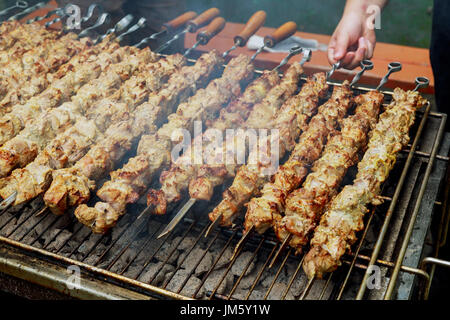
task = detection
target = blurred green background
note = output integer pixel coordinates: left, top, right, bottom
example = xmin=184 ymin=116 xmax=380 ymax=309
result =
xmin=185 ymin=0 xmax=433 ymax=48
xmin=0 ymin=0 xmax=433 ymax=48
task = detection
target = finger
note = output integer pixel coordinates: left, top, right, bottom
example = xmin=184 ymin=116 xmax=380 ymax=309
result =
xmin=347 ymin=45 xmax=367 ymax=69
xmin=341 ymin=51 xmax=355 ymax=69
xmin=365 ymin=37 xmax=374 ymax=59
xmin=333 ymin=31 xmax=350 ymax=62
xmin=342 ymin=38 xmax=367 ymax=69
xmin=328 ymin=36 xmax=338 ymax=64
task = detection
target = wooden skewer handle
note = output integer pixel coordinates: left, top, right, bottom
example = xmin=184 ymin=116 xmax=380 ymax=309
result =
xmin=234 ymin=10 xmax=267 ymax=46
xmin=162 ymin=11 xmax=197 ymax=32
xmin=187 ymin=8 xmax=220 ymax=33
xmin=197 ymin=17 xmax=226 ymax=45
xmin=264 ymin=21 xmax=297 ymax=48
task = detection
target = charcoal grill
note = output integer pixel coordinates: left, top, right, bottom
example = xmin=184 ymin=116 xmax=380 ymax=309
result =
xmin=0 ymin=65 xmax=448 ymax=299
xmin=0 ymin=5 xmax=449 ymax=300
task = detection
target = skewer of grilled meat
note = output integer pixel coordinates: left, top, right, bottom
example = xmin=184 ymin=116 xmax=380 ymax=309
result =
xmin=189 ymin=71 xmax=324 ymax=210
xmin=303 ymin=88 xmax=427 ymax=279
xmin=0 ymin=33 xmax=93 ymax=112
xmin=0 ymin=47 xmax=163 ymax=178
xmin=273 ymin=91 xmax=383 ymax=254
xmin=43 ymin=51 xmax=223 ymax=215
xmin=0 ymin=21 xmax=60 ymax=56
xmin=0 ymin=54 xmax=186 ymax=207
xmin=244 ymin=79 xmax=367 ymax=236
xmin=0 ymin=45 xmax=155 ymax=178
xmin=74 ymin=54 xmax=253 ymax=233
xmin=0 ymin=49 xmax=185 ymax=205
xmin=0 ymin=21 xmax=58 ymax=47
xmin=0 ymin=41 xmax=126 ymax=148
xmin=150 ymin=63 xmax=302 ymax=213
xmin=47 ymin=35 xmax=117 ymax=84
xmin=146 ymin=67 xmax=287 ymax=215
xmin=0 ymin=21 xmax=23 ymax=39
xmin=208 ymin=78 xmax=351 ymax=228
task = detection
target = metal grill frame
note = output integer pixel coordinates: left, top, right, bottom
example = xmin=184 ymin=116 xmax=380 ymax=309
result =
xmin=0 ymin=57 xmax=448 ymax=300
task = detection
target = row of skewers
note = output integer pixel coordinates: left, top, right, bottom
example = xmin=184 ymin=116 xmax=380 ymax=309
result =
xmin=0 ymin=4 xmax=430 ymax=281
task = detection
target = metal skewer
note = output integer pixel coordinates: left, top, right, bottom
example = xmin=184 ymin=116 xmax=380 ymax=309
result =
xmin=0 ymin=190 xmax=17 ymax=211
xmin=78 ymin=12 xmax=110 ymax=38
xmin=155 ymin=48 xmax=308 ymax=240
xmin=7 ymin=1 xmax=47 ymax=21
xmin=250 ymin=21 xmax=297 ymax=61
xmin=134 ymin=11 xmax=197 ymax=48
xmin=155 ymin=7 xmax=220 ymax=53
xmin=267 ymin=61 xmax=402 ymax=269
xmin=326 ymin=60 xmax=341 ymax=80
xmin=413 ymin=76 xmax=429 ymax=92
xmin=376 ymin=62 xmax=402 ymax=91
xmin=116 ymin=17 xmax=147 ymax=42
xmin=206 ymin=48 xmax=311 ymax=242
xmin=0 ymin=12 xmax=219 ymax=214
xmin=26 ymin=6 xmax=64 ymax=24
xmin=0 ymin=1 xmax=28 ymax=19
xmin=94 ymin=13 xmax=133 ymax=44
xmin=183 ymin=16 xmax=226 ymax=57
xmin=152 ymin=23 xmax=304 ymax=238
xmin=0 ymin=14 xmax=148 ymax=214
xmin=42 ymin=7 xmax=68 ymax=28
xmin=274 ymin=45 xmax=305 ymax=71
xmin=222 ymin=10 xmax=267 ymax=58
xmin=350 ymin=60 xmax=374 ymax=87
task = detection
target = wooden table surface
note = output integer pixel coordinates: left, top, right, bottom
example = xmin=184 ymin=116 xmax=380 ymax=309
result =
xmin=185 ymin=22 xmax=434 ymax=94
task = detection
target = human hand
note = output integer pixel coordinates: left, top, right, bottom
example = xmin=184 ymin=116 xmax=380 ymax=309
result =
xmin=328 ymin=10 xmax=376 ymax=69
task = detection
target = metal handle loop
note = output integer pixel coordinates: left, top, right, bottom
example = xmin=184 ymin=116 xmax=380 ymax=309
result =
xmin=376 ymin=62 xmax=402 ymax=91
xmin=78 ymin=12 xmax=110 ymax=38
xmin=116 ymin=17 xmax=146 ymax=42
xmin=95 ymin=13 xmax=133 ymax=44
xmin=350 ymin=59 xmax=374 ymax=87
xmin=0 ymin=1 xmax=28 ymax=18
xmin=274 ymin=46 xmax=304 ymax=72
xmin=414 ymin=76 xmax=430 ymax=92
xmin=326 ymin=61 xmax=342 ymax=80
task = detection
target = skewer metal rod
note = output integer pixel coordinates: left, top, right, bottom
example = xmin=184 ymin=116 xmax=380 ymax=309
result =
xmin=183 ymin=16 xmax=226 ymax=57
xmin=223 ymin=10 xmax=267 ymax=58
xmin=26 ymin=7 xmax=63 ymax=24
xmin=161 ymin=47 xmax=310 ymax=239
xmin=0 ymin=1 xmax=28 ymax=18
xmin=156 ymin=8 xmax=220 ymax=53
xmin=350 ymin=60 xmax=374 ymax=87
xmin=268 ymin=234 xmax=292 ymax=269
xmin=116 ymin=17 xmax=146 ymax=42
xmin=156 ymin=198 xmax=196 ymax=239
xmin=78 ymin=12 xmax=110 ymax=38
xmin=7 ymin=1 xmax=46 ymax=21
xmin=266 ymin=61 xmax=374 ymax=268
xmin=376 ymin=62 xmax=402 ymax=91
xmin=134 ymin=11 xmax=198 ymax=48
xmin=326 ymin=61 xmax=341 ymax=80
xmin=94 ymin=13 xmax=133 ymax=43
xmin=230 ymin=225 xmax=255 ymax=262
xmin=413 ymin=76 xmax=430 ymax=92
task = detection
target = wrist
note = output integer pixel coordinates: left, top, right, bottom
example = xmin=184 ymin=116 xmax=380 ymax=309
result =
xmin=343 ymin=0 xmax=386 ymax=18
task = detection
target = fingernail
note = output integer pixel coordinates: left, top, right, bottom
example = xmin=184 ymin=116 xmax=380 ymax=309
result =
xmin=334 ymin=50 xmax=342 ymax=60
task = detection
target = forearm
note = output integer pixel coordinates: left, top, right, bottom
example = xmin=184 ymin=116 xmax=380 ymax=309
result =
xmin=343 ymin=0 xmax=388 ymax=16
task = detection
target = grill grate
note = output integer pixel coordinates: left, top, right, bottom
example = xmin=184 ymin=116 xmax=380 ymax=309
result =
xmin=0 ymin=65 xmax=448 ymax=300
